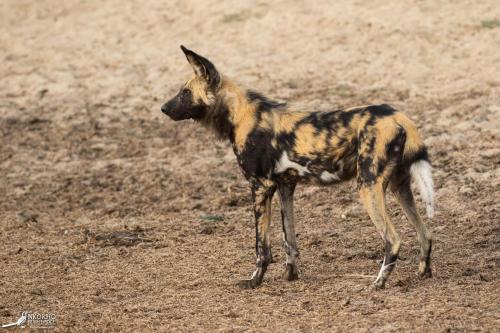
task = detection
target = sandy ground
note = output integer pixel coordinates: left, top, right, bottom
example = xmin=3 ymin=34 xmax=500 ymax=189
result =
xmin=1 ymin=0 xmax=499 ymax=331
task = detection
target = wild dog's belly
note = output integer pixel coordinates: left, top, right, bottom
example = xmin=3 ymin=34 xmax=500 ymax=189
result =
xmin=272 ymin=150 xmax=357 ymax=185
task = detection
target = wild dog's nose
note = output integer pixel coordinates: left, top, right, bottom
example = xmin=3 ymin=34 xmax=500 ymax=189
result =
xmin=161 ymin=103 xmax=169 ymax=115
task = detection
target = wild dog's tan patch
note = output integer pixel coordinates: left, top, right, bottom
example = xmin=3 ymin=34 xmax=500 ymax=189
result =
xmin=330 ymin=126 xmax=348 ymax=147
xmin=186 ymin=77 xmax=213 ymax=105
xmin=258 ymin=113 xmax=273 ymax=131
xmin=294 ymin=124 xmax=320 ymax=158
xmin=373 ymin=117 xmax=399 ymax=159
xmin=275 ymin=112 xmax=310 ymax=133
xmin=220 ymin=79 xmax=259 ymax=150
xmin=348 ymin=113 xmax=363 ymax=134
xmin=313 ymin=131 xmax=328 ymax=156
xmin=233 ymin=108 xmax=257 ymax=150
xmin=271 ymin=138 xmax=278 ymax=149
xmin=394 ymin=113 xmax=424 ymax=158
xmin=356 ymin=113 xmax=372 ymax=136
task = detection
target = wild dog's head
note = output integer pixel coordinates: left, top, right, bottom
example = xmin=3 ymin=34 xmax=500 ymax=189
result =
xmin=161 ymin=45 xmax=221 ymax=121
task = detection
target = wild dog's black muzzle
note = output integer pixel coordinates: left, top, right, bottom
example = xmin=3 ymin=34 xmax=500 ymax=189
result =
xmin=161 ymin=102 xmax=171 ymax=116
xmin=161 ymin=96 xmax=206 ymax=121
xmin=161 ymin=98 xmax=194 ymax=121
xmin=161 ymin=99 xmax=181 ymax=120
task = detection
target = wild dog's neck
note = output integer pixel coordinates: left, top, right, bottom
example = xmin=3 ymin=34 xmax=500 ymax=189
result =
xmin=199 ymin=92 xmax=235 ymax=142
xmin=198 ymin=78 xmax=256 ymax=144
xmin=198 ymin=77 xmax=284 ymax=149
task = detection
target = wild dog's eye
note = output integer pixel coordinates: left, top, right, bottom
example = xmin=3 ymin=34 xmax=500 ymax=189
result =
xmin=181 ymin=89 xmax=191 ymax=97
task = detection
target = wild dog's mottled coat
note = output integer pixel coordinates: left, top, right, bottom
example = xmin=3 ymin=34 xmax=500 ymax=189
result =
xmin=161 ymin=46 xmax=434 ymax=289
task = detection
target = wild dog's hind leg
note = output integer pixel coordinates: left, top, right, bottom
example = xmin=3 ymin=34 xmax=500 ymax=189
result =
xmin=359 ymin=183 xmax=401 ymax=289
xmin=358 ymin=125 xmax=406 ymax=288
xmin=238 ymin=181 xmax=275 ymax=289
xmin=392 ymin=176 xmax=433 ymax=278
xmin=278 ymin=181 xmax=299 ymax=281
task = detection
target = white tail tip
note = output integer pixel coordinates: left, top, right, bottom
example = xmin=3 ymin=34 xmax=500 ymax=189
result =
xmin=410 ymin=160 xmax=435 ymax=218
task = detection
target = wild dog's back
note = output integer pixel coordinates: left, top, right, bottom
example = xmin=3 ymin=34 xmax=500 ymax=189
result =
xmin=267 ymin=105 xmax=428 ymax=177
xmin=267 ymin=105 xmax=426 ymax=182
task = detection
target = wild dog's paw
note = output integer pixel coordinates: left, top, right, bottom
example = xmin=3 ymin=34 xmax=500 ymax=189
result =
xmin=418 ymin=266 xmax=432 ymax=279
xmin=372 ymin=278 xmax=386 ymax=290
xmin=283 ymin=264 xmax=298 ymax=281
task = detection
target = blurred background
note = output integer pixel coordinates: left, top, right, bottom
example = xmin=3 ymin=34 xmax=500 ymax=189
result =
xmin=1 ymin=1 xmax=499 ymax=331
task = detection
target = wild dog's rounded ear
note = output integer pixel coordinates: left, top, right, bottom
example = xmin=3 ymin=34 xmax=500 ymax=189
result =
xmin=180 ymin=45 xmax=220 ymax=90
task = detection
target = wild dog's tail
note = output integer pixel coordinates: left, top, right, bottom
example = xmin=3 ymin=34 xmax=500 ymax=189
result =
xmin=410 ymin=159 xmax=434 ymax=218
xmin=395 ymin=113 xmax=435 ymax=218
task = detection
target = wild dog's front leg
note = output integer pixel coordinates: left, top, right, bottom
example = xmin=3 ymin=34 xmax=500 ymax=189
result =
xmin=278 ymin=182 xmax=299 ymax=281
xmin=238 ymin=182 xmax=275 ymax=289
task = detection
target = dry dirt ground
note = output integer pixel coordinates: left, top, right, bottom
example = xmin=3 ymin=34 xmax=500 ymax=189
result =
xmin=1 ymin=1 xmax=499 ymax=332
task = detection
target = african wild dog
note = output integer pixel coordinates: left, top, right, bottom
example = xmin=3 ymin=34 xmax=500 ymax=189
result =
xmin=161 ymin=46 xmax=434 ymax=289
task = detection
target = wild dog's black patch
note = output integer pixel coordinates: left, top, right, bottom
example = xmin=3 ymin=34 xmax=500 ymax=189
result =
xmin=359 ymin=156 xmax=376 ymax=184
xmin=363 ymin=104 xmax=397 ymax=127
xmin=252 ymin=207 xmax=263 ymax=254
xmin=297 ymin=110 xmax=357 ymax=133
xmin=296 ymin=113 xmax=322 ymax=130
xmin=358 ymin=128 xmax=406 ymax=185
xmin=361 ymin=133 xmax=377 ymax=155
xmin=425 ymin=239 xmax=432 ymax=268
xmin=386 ymin=127 xmax=406 ymax=157
xmin=247 ymin=90 xmax=286 ymax=113
xmin=377 ymin=127 xmax=406 ymax=175
xmin=238 ymin=129 xmax=280 ymax=179
xmin=276 ymin=131 xmax=296 ymax=152
xmin=161 ymin=88 xmax=207 ymax=121
xmin=384 ymin=240 xmax=399 ymax=268
xmin=337 ymin=110 xmax=357 ymax=127
xmin=204 ymin=98 xmax=235 ymax=141
xmin=403 ymin=146 xmax=430 ymax=168
xmin=366 ymin=104 xmax=396 ymax=117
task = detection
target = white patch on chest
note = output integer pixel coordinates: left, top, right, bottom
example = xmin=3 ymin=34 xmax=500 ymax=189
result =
xmin=274 ymin=152 xmax=310 ymax=176
xmin=320 ymin=171 xmax=340 ymax=182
